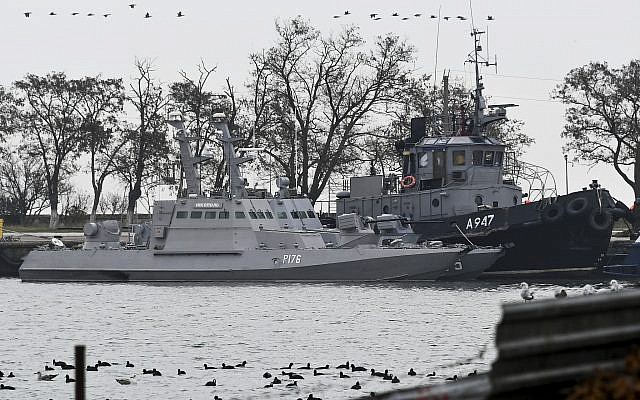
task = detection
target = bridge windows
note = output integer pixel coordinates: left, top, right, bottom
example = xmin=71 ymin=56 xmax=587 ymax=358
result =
xmin=235 ymin=211 xmax=246 ymax=219
xmin=249 ymin=211 xmax=258 ymax=219
xmin=473 ymin=150 xmax=483 ymax=165
xmin=219 ymin=211 xmax=230 ymax=219
xmin=277 ymin=211 xmax=287 ymax=219
xmin=190 ymin=211 xmax=202 ymax=219
xmin=256 ymin=211 xmax=266 ymax=219
xmin=483 ymin=151 xmax=495 ymax=166
xmin=265 ymin=211 xmax=274 ymax=219
xmin=176 ymin=211 xmax=188 ymax=219
xmin=205 ymin=211 xmax=217 ymax=219
xmin=452 ymin=150 xmax=466 ymax=166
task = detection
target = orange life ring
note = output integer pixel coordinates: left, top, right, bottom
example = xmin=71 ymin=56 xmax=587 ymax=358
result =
xmin=400 ymin=175 xmax=416 ymax=189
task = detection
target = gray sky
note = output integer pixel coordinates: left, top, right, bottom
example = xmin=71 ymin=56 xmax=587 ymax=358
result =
xmin=2 ymin=0 xmax=639 ymax=204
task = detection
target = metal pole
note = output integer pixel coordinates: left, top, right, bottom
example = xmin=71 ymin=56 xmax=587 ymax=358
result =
xmin=75 ymin=345 xmax=86 ymax=400
xmin=564 ymin=154 xmax=569 ymax=195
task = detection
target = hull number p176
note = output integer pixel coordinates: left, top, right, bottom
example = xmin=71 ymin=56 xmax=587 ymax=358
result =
xmin=283 ymin=254 xmax=302 ymax=264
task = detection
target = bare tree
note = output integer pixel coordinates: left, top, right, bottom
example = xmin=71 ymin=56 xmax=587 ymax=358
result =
xmin=99 ymin=192 xmax=127 ymax=215
xmin=116 ymin=60 xmax=170 ymax=224
xmin=0 ymin=149 xmax=49 ymax=224
xmin=77 ymin=77 xmax=127 ymax=222
xmin=248 ymin=18 xmax=415 ymax=202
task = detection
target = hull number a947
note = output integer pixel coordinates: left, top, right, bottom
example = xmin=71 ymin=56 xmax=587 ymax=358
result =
xmin=283 ymin=254 xmax=302 ymax=264
xmin=465 ymin=214 xmax=495 ymax=230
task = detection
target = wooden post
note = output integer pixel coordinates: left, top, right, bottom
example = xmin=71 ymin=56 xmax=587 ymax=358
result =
xmin=75 ymin=345 xmax=86 ymax=400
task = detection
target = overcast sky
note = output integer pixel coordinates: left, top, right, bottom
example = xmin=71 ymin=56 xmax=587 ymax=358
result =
xmin=2 ymin=0 xmax=639 ymax=204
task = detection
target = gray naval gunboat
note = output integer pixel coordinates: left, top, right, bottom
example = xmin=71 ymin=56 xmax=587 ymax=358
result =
xmin=19 ymin=113 xmax=487 ymax=283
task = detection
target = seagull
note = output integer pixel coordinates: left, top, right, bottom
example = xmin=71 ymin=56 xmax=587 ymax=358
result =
xmin=24 ymin=12 xmax=32 ymax=17
xmin=49 ymin=12 xmax=57 ymax=16
xmin=178 ymin=369 xmax=186 ymax=375
xmin=374 ymin=17 xmax=381 ymax=20
xmin=103 ymin=14 xmax=111 ymax=18
xmin=71 ymin=12 xmax=79 ymax=16
xmin=144 ymin=12 xmax=151 ymax=18
xmin=177 ymin=11 xmax=184 ymax=17
xmin=0 ymin=384 xmax=16 ymax=390
xmin=344 ymin=10 xmax=350 ymax=15
xmin=443 ymin=16 xmax=451 ymax=20
xmin=408 ymin=368 xmax=416 ymax=376
xmin=610 ymin=279 xmax=623 ymax=292
xmin=457 ymin=16 xmax=467 ymax=20
xmin=263 ymin=372 xmax=272 ymax=378
xmin=36 ymin=371 xmax=58 ymax=381
xmin=468 ymin=369 xmax=477 ymax=376
xmin=351 ymin=381 xmax=362 ymax=389
xmin=392 ymin=12 xmax=400 ymax=17
xmin=87 ymin=13 xmax=95 ymax=16
xmin=520 ymin=282 xmax=534 ymax=302
xmin=554 ymin=288 xmax=568 ymax=298
xmin=205 ymin=379 xmax=216 ymax=386
xmin=414 ymin=13 xmax=422 ymax=17
xmin=65 ymin=375 xmax=75 ymax=383
xmin=430 ymin=15 xmax=437 ymax=18
xmin=402 ymin=17 xmax=409 ymax=20
xmin=129 ymin=4 xmax=136 ymax=8
xmin=582 ymin=284 xmax=597 ymax=295
xmin=333 ymin=15 xmax=340 ymax=18
xmin=487 ymin=15 xmax=494 ymax=21
xmin=370 ymin=13 xmax=378 ymax=18
xmin=44 ymin=365 xmax=54 ymax=371
xmin=391 ymin=376 xmax=400 ymax=383
xmin=445 ymin=374 xmax=458 ymax=381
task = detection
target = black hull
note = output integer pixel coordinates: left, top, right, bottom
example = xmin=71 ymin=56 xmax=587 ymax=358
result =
xmin=411 ymin=189 xmax=619 ymax=275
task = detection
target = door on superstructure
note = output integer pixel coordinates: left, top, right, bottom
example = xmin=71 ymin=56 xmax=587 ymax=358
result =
xmin=433 ymin=150 xmax=446 ymax=186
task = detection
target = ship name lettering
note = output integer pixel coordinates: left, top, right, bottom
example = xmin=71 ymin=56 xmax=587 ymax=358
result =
xmin=465 ymin=214 xmax=495 ymax=230
xmin=283 ymin=254 xmax=302 ymax=264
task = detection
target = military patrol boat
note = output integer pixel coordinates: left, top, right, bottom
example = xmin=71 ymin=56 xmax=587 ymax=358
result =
xmin=19 ymin=114 xmax=466 ymax=283
xmin=337 ymin=30 xmax=633 ymax=278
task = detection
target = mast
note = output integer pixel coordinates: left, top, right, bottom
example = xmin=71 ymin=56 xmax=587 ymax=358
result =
xmin=167 ymin=114 xmax=200 ymax=196
xmin=212 ymin=114 xmax=251 ymax=199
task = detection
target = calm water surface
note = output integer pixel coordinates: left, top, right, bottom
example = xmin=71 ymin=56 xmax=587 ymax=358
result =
xmin=0 ymin=279 xmax=620 ymax=399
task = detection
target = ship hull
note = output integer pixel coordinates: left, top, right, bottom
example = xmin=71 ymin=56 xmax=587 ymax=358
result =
xmin=410 ymin=189 xmax=617 ymax=276
xmin=19 ymin=247 xmax=463 ymax=283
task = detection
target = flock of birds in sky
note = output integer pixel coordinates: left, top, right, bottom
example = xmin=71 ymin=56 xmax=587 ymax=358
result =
xmin=520 ymin=279 xmax=624 ymax=302
xmin=0 ymin=358 xmax=478 ymax=396
xmin=333 ymin=10 xmax=495 ymax=22
xmin=22 ymin=4 xmax=184 ymax=19
xmin=20 ymin=7 xmax=494 ymax=23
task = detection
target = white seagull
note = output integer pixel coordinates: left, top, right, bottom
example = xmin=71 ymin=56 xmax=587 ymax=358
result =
xmin=582 ymin=284 xmax=597 ymax=295
xmin=520 ymin=282 xmax=534 ymax=302
xmin=610 ymin=279 xmax=623 ymax=292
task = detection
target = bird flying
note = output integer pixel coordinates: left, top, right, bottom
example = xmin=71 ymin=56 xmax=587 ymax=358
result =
xmin=177 ymin=12 xmax=184 ymax=17
xmin=129 ymin=4 xmax=136 ymax=8
xmin=103 ymin=14 xmax=111 ymax=18
xmin=414 ymin=13 xmax=422 ymax=17
xmin=487 ymin=15 xmax=494 ymax=21
xmin=144 ymin=12 xmax=151 ymax=18
xmin=457 ymin=15 xmax=467 ymax=20
xmin=344 ymin=10 xmax=350 ymax=15
xmin=392 ymin=12 xmax=400 ymax=17
xmin=370 ymin=13 xmax=378 ymax=18
xmin=24 ymin=12 xmax=31 ymax=17
xmin=49 ymin=12 xmax=57 ymax=16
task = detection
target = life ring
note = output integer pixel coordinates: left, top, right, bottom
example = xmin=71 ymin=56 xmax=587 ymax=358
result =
xmin=588 ymin=209 xmax=613 ymax=231
xmin=565 ymin=197 xmax=591 ymax=217
xmin=400 ymin=175 xmax=416 ymax=189
xmin=542 ymin=203 xmax=564 ymax=224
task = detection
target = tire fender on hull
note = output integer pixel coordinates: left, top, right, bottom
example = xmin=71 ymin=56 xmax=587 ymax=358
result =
xmin=588 ymin=209 xmax=613 ymax=231
xmin=542 ymin=203 xmax=564 ymax=224
xmin=565 ymin=197 xmax=591 ymax=217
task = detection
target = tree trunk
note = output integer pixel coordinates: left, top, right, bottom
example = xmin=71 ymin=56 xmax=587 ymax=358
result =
xmin=127 ymin=186 xmax=141 ymax=225
xmin=49 ymin=203 xmax=59 ymax=230
xmin=90 ymin=196 xmax=99 ymax=223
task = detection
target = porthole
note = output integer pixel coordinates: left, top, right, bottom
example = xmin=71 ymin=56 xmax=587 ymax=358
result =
xmin=474 ymin=195 xmax=483 ymax=206
xmin=432 ymin=198 xmax=440 ymax=207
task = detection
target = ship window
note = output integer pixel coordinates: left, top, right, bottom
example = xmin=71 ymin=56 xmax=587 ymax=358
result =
xmin=495 ymin=152 xmax=503 ymax=166
xmin=452 ymin=150 xmax=466 ymax=166
xmin=290 ymin=211 xmax=300 ymax=219
xmin=483 ymin=151 xmax=495 ymax=166
xmin=190 ymin=211 xmax=202 ymax=219
xmin=475 ymin=195 xmax=484 ymax=205
xmin=277 ymin=211 xmax=287 ymax=219
xmin=249 ymin=211 xmax=258 ymax=219
xmin=265 ymin=211 xmax=274 ymax=219
xmin=493 ymin=201 xmax=499 ymax=207
xmin=205 ymin=211 xmax=217 ymax=219
xmin=256 ymin=211 xmax=266 ymax=219
xmin=219 ymin=211 xmax=230 ymax=219
xmin=432 ymin=198 xmax=440 ymax=207
xmin=235 ymin=211 xmax=246 ymax=219
xmin=472 ymin=150 xmax=483 ymax=165
xmin=176 ymin=211 xmax=188 ymax=219
xmin=307 ymin=210 xmax=316 ymax=218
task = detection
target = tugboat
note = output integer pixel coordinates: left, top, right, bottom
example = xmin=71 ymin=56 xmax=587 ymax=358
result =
xmin=19 ymin=113 xmax=470 ymax=282
xmin=336 ymin=30 xmax=634 ymax=278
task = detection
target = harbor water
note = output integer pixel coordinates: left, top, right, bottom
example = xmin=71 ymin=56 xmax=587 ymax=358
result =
xmin=0 ymin=279 xmax=623 ymax=399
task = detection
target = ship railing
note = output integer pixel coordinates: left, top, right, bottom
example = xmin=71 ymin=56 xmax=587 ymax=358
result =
xmin=503 ymin=152 xmax=557 ymax=204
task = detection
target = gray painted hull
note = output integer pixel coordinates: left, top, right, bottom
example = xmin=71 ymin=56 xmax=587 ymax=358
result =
xmin=19 ymin=247 xmax=464 ymax=282
xmin=437 ymin=247 xmax=505 ymax=281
